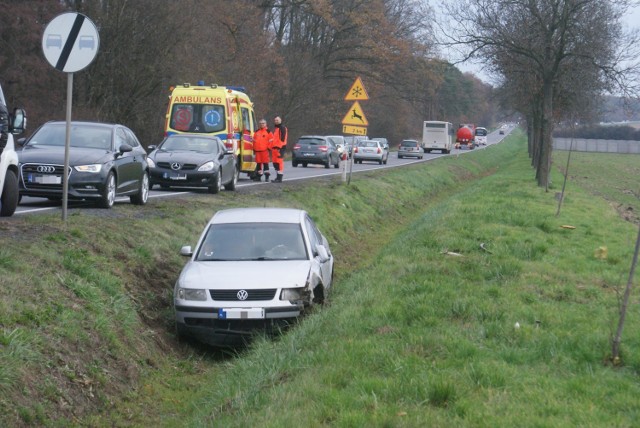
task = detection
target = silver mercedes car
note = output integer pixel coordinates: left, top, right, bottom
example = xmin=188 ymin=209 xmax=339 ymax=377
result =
xmin=174 ymin=207 xmax=334 ymax=346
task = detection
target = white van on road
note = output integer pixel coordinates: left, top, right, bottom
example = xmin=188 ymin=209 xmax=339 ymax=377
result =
xmin=0 ymin=82 xmax=26 ymax=217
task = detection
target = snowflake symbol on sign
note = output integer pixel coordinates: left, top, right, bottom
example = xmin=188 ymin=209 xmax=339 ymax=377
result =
xmin=351 ymin=87 xmax=363 ymax=98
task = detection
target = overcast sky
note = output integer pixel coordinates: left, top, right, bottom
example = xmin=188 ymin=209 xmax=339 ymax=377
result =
xmin=451 ymin=4 xmax=640 ymax=85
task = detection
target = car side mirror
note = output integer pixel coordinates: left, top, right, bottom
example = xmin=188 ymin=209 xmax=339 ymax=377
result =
xmin=148 ymin=145 xmax=157 ymax=151
xmin=10 ymin=108 xmax=26 ymax=134
xmin=180 ymin=245 xmax=192 ymax=257
xmin=118 ymin=143 xmax=133 ymax=154
xmin=315 ymin=244 xmax=330 ymax=262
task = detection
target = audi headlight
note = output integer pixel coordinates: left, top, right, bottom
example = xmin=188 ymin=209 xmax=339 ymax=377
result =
xmin=198 ymin=161 xmax=215 ymax=172
xmin=177 ymin=288 xmax=207 ymax=301
xmin=74 ymin=164 xmax=102 ymax=173
xmin=280 ymin=288 xmax=303 ymax=302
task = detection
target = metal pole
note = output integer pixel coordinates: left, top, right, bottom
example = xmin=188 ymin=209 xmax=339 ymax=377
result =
xmin=62 ymin=72 xmax=73 ymax=221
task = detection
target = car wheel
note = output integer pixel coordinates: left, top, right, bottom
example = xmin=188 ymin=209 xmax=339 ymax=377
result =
xmin=0 ymin=169 xmax=19 ymax=217
xmin=292 ymin=161 xmax=298 ymax=167
xmin=303 ymin=163 xmax=308 ymax=167
xmin=130 ymin=171 xmax=149 ymax=205
xmin=378 ymin=159 xmax=383 ymax=165
xmin=383 ymin=157 xmax=388 ymax=165
xmin=98 ymin=171 xmax=117 ymax=209
xmin=398 ymin=154 xmax=403 ymax=159
xmin=208 ymin=170 xmax=222 ymax=194
xmin=324 ymin=159 xmax=330 ymax=169
xmin=224 ymin=166 xmax=238 ymax=191
xmin=334 ymin=157 xmax=340 ymax=169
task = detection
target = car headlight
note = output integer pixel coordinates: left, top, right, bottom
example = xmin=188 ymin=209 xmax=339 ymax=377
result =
xmin=74 ymin=164 xmax=102 ymax=173
xmin=198 ymin=161 xmax=215 ymax=172
xmin=177 ymin=288 xmax=207 ymax=301
xmin=147 ymin=157 xmax=156 ymax=168
xmin=280 ymin=288 xmax=303 ymax=302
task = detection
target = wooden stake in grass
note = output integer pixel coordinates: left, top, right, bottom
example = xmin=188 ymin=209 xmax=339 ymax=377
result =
xmin=612 ymin=223 xmax=640 ymax=364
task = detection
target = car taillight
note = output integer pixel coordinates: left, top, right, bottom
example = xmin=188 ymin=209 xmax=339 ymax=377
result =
xmin=293 ymin=144 xmax=301 ymax=150
xmin=377 ymin=148 xmax=381 ymax=154
xmin=354 ymin=147 xmax=358 ymax=153
xmin=319 ymin=145 xmax=328 ymax=152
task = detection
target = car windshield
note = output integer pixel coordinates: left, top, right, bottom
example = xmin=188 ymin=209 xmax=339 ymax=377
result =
xmin=27 ymin=124 xmax=113 ymax=150
xmin=160 ymin=136 xmax=219 ymax=153
xmin=197 ymin=222 xmax=308 ymax=261
xmin=475 ymin=128 xmax=487 ymax=136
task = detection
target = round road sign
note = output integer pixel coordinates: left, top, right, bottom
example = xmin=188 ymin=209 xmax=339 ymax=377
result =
xmin=42 ymin=12 xmax=100 ymax=73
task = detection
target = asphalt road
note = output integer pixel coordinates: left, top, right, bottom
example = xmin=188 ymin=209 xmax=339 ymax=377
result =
xmin=14 ymin=127 xmax=512 ymax=216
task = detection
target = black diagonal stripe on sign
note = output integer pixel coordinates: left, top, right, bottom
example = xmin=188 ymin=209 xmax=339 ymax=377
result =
xmin=55 ymin=14 xmax=85 ymax=71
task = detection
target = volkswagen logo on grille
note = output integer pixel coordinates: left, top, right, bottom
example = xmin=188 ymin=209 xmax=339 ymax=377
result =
xmin=170 ymin=162 xmax=182 ymax=170
xmin=37 ymin=165 xmax=56 ymax=173
xmin=237 ymin=290 xmax=248 ymax=301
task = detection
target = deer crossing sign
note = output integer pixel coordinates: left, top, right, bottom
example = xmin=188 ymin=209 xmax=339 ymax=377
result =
xmin=341 ymin=101 xmax=369 ymax=126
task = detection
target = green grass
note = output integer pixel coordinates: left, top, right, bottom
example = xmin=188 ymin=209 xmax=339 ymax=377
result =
xmin=1 ymin=131 xmax=639 ymax=426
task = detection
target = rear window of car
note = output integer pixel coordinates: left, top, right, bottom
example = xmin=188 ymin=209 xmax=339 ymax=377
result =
xmin=298 ymin=138 xmax=325 ymax=146
xmin=401 ymin=141 xmax=418 ymax=147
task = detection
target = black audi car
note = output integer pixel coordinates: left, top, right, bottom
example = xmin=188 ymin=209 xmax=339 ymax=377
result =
xmin=147 ymin=134 xmax=237 ymax=193
xmin=17 ymin=121 xmax=149 ymax=208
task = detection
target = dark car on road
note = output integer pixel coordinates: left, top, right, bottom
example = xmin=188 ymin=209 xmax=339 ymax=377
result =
xmin=17 ymin=121 xmax=149 ymax=208
xmin=147 ymin=134 xmax=237 ymax=194
xmin=292 ymin=135 xmax=341 ymax=168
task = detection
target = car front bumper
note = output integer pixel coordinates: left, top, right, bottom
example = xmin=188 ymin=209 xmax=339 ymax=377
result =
xmin=150 ymin=168 xmax=217 ymax=188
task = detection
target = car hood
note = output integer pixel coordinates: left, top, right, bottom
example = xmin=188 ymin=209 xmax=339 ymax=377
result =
xmin=179 ymin=260 xmax=312 ymax=290
xmin=150 ymin=150 xmax=213 ymax=165
xmin=18 ymin=145 xmax=114 ymax=165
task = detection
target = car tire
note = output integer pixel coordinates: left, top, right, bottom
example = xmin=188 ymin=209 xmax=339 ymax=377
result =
xmin=130 ymin=171 xmax=149 ymax=205
xmin=208 ymin=170 xmax=222 ymax=194
xmin=292 ymin=160 xmax=298 ymax=167
xmin=324 ymin=159 xmax=330 ymax=169
xmin=334 ymin=157 xmax=340 ymax=169
xmin=0 ymin=169 xmax=19 ymax=217
xmin=303 ymin=163 xmax=308 ymax=168
xmin=98 ymin=171 xmax=117 ymax=209
xmin=383 ymin=157 xmax=388 ymax=165
xmin=224 ymin=167 xmax=238 ymax=191
xmin=398 ymin=154 xmax=403 ymax=159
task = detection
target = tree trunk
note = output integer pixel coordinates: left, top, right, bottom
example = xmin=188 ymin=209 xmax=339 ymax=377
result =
xmin=537 ymin=79 xmax=553 ymax=189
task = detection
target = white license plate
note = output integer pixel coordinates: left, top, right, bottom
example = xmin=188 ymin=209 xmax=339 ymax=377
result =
xmin=218 ymin=308 xmax=264 ymax=320
xmin=169 ymin=173 xmax=187 ymax=180
xmin=34 ymin=175 xmax=62 ymax=184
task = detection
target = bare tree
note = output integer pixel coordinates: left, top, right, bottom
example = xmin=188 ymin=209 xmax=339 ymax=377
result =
xmin=441 ymin=0 xmax=640 ymax=189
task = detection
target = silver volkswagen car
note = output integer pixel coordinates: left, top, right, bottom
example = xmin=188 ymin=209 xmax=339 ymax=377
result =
xmin=174 ymin=207 xmax=334 ymax=346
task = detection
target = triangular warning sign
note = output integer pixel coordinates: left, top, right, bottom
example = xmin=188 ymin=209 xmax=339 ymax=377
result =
xmin=344 ymin=77 xmax=369 ymax=101
xmin=342 ymin=101 xmax=369 ymax=126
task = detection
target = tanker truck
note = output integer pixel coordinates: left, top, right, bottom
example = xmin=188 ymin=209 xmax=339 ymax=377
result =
xmin=455 ymin=123 xmax=476 ymax=150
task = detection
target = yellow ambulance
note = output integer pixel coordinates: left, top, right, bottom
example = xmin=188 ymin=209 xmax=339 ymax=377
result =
xmin=164 ymin=82 xmax=257 ymax=176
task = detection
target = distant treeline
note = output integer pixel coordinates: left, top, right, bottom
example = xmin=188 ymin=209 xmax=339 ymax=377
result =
xmin=553 ymin=125 xmax=640 ymax=141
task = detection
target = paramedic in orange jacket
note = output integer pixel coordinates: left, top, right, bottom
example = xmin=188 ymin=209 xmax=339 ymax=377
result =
xmin=271 ymin=116 xmax=287 ymax=183
xmin=252 ymin=119 xmax=273 ymax=181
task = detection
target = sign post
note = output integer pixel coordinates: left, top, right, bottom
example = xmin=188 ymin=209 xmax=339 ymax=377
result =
xmin=342 ymin=77 xmax=369 ymax=184
xmin=42 ymin=12 xmax=99 ymax=220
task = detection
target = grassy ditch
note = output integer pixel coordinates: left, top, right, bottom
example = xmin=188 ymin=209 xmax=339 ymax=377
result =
xmin=1 ymin=133 xmax=638 ymax=426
